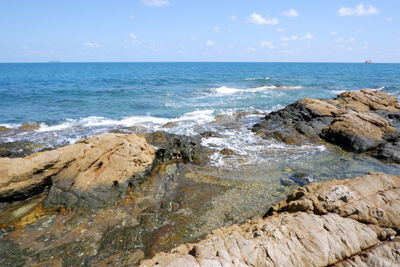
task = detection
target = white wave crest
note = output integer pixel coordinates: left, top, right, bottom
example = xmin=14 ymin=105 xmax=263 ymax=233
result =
xmin=0 ymin=123 xmax=21 ymax=129
xmin=245 ymin=77 xmax=270 ymax=81
xmin=37 ymin=110 xmax=216 ymax=132
xmin=211 ymin=85 xmax=303 ymax=96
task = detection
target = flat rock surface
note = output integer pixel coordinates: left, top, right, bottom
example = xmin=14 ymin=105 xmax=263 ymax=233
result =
xmin=0 ymin=133 xmax=155 ymax=209
xmin=140 ymin=172 xmax=400 ymax=267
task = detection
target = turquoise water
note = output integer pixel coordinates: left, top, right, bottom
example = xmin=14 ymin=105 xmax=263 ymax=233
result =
xmin=0 ymin=62 xmax=399 ymax=175
xmin=0 ymin=62 xmax=399 ymax=161
xmin=1 ymin=62 xmax=399 ymax=125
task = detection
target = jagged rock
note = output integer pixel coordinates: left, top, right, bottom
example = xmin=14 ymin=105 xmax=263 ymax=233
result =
xmin=0 ymin=133 xmax=155 ymax=210
xmin=321 ymin=112 xmax=399 ymax=152
xmin=288 ymin=172 xmax=315 ymax=186
xmin=376 ymin=140 xmax=400 ymax=163
xmin=333 ymin=89 xmax=400 ymax=113
xmin=0 ymin=126 xmax=11 ymax=133
xmin=140 ymin=173 xmax=400 ymax=267
xmin=145 ymin=131 xmax=211 ymax=166
xmin=0 ymin=141 xmax=45 ymax=158
xmin=253 ymin=90 xmax=400 ymax=157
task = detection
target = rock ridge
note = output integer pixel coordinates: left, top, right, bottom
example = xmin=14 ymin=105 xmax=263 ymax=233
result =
xmin=252 ymin=89 xmax=400 ymax=161
xmin=140 ymin=172 xmax=400 ymax=267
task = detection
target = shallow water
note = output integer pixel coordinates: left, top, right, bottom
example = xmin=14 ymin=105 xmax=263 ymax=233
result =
xmin=0 ymin=62 xmax=399 ymax=175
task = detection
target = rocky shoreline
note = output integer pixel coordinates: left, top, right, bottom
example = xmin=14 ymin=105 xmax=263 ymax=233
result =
xmin=0 ymin=90 xmax=399 ymax=266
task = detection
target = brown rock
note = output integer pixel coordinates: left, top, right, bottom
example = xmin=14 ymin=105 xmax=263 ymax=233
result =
xmin=321 ymin=112 xmax=399 ymax=152
xmin=253 ymin=89 xmax=400 ymax=157
xmin=334 ymin=89 xmax=400 ymax=113
xmin=0 ymin=133 xmax=155 ymax=210
xmin=0 ymin=126 xmax=11 ymax=133
xmin=140 ymin=173 xmax=400 ymax=267
xmin=298 ymin=98 xmax=342 ymax=117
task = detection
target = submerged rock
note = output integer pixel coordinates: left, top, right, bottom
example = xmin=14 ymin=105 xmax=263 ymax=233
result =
xmin=145 ymin=131 xmax=211 ymax=166
xmin=0 ymin=133 xmax=155 ymax=210
xmin=0 ymin=141 xmax=45 ymax=158
xmin=140 ymin=172 xmax=400 ymax=267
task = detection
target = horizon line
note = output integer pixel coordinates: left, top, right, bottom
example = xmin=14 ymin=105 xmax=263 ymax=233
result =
xmin=0 ymin=61 xmax=399 ymax=64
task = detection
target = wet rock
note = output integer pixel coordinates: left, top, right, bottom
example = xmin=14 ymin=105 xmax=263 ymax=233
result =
xmin=219 ymin=148 xmax=237 ymax=156
xmin=0 ymin=126 xmax=11 ymax=133
xmin=145 ymin=131 xmax=211 ymax=165
xmin=288 ymin=172 xmax=315 ymax=186
xmin=321 ymin=112 xmax=399 ymax=152
xmin=17 ymin=122 xmax=41 ymax=132
xmin=0 ymin=133 xmax=155 ymax=210
xmin=198 ymin=131 xmax=222 ymax=138
xmin=253 ymin=90 xmax=400 ymax=159
xmin=141 ymin=173 xmax=400 ymax=267
xmin=376 ymin=140 xmax=400 ymax=163
xmin=0 ymin=141 xmax=43 ymax=158
xmin=280 ymin=178 xmax=296 ymax=186
xmin=252 ymin=98 xmax=339 ymax=144
xmin=162 ymin=121 xmax=180 ymax=129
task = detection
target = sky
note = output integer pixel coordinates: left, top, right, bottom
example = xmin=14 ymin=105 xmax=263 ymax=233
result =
xmin=0 ymin=0 xmax=399 ymax=63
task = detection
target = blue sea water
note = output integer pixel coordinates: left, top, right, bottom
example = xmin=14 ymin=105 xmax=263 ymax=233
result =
xmin=0 ymin=62 xmax=399 ymax=176
xmin=1 ymin=62 xmax=399 ymax=126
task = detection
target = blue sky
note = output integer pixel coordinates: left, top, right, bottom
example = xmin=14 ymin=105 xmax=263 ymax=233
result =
xmin=0 ymin=0 xmax=399 ymax=62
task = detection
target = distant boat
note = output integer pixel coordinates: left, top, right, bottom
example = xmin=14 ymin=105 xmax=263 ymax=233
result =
xmin=364 ymin=60 xmax=372 ymax=64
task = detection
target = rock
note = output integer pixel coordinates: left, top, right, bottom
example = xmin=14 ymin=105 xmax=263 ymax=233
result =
xmin=219 ymin=148 xmax=237 ymax=156
xmin=0 ymin=141 xmax=45 ymax=158
xmin=17 ymin=122 xmax=41 ymax=132
xmin=253 ymin=90 xmax=400 ymax=159
xmin=375 ymin=140 xmax=400 ymax=163
xmin=252 ymin=98 xmax=340 ymax=144
xmin=333 ymin=89 xmax=400 ymax=113
xmin=0 ymin=133 xmax=155 ymax=210
xmin=145 ymin=131 xmax=211 ymax=166
xmin=0 ymin=126 xmax=11 ymax=133
xmin=140 ymin=173 xmax=400 ymax=267
xmin=321 ymin=112 xmax=399 ymax=152
xmin=288 ymin=172 xmax=315 ymax=186
xmin=198 ymin=131 xmax=222 ymax=138
xmin=280 ymin=178 xmax=295 ymax=186
xmin=162 ymin=121 xmax=180 ymax=129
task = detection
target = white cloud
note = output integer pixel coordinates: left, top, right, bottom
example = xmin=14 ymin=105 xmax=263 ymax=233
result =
xmin=281 ymin=33 xmax=314 ymax=41
xmin=338 ymin=4 xmax=378 ymax=16
xmin=387 ymin=17 xmax=393 ymax=22
xmin=213 ymin=26 xmax=220 ymax=33
xmin=129 ymin=33 xmax=137 ymax=40
xmin=141 ymin=0 xmax=170 ymax=7
xmin=248 ymin=13 xmax=279 ymax=25
xmin=85 ymin=42 xmax=100 ymax=48
xmin=260 ymin=41 xmax=275 ymax=49
xmin=331 ymin=31 xmax=337 ymax=36
xmin=277 ymin=27 xmax=285 ymax=32
xmin=282 ymin=9 xmax=299 ymax=17
xmin=302 ymin=33 xmax=314 ymax=40
xmin=205 ymin=40 xmax=214 ymax=46
xmin=129 ymin=14 xmax=135 ymax=20
xmin=335 ymin=37 xmax=356 ymax=43
xmin=247 ymin=47 xmax=257 ymax=52
xmin=230 ymin=15 xmax=237 ymax=21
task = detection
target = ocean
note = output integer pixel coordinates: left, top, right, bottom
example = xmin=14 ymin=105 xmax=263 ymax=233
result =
xmin=1 ymin=62 xmax=399 ymax=178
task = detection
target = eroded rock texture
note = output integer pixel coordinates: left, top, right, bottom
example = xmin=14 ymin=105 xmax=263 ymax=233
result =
xmin=0 ymin=133 xmax=155 ymax=210
xmin=252 ymin=90 xmax=400 ymax=160
xmin=140 ymin=173 xmax=400 ymax=267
